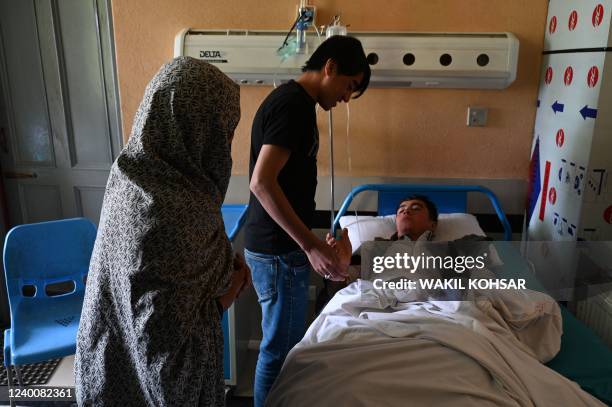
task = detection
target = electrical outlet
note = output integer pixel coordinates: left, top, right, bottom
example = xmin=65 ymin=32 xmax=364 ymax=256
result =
xmin=467 ymin=107 xmax=488 ymax=127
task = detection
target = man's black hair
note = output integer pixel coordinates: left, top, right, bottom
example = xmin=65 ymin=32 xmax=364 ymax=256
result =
xmin=398 ymin=195 xmax=439 ymax=222
xmin=302 ymin=35 xmax=371 ymax=98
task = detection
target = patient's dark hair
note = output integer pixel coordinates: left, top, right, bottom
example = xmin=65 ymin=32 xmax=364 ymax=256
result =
xmin=301 ymin=35 xmax=371 ymax=98
xmin=398 ymin=195 xmax=439 ymax=222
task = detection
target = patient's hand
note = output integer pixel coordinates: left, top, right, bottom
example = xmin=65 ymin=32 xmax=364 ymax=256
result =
xmin=326 ymin=228 xmax=352 ymax=271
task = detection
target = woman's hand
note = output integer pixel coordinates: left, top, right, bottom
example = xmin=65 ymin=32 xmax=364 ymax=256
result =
xmin=217 ymin=253 xmax=252 ymax=310
xmin=232 ymin=252 xmax=252 ymax=296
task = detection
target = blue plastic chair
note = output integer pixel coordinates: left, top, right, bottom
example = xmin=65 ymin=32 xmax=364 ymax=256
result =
xmin=2 ymin=218 xmax=96 ymax=387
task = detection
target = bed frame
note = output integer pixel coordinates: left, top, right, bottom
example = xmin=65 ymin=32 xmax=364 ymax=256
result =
xmin=331 ymin=183 xmax=612 ymax=404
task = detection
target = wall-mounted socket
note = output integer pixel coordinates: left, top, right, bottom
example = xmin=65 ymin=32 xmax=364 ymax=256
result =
xmin=467 ymin=106 xmax=488 ymax=127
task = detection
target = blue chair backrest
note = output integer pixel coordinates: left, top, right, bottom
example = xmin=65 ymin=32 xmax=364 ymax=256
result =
xmin=3 ymin=218 xmax=97 ymax=309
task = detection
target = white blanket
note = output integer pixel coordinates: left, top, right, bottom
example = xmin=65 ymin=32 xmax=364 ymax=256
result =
xmin=266 ymin=280 xmax=605 ymax=407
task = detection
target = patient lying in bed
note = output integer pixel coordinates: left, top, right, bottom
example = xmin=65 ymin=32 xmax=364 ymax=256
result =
xmin=326 ymin=194 xmax=441 ymax=268
xmin=266 ymin=197 xmax=605 ymax=407
xmin=322 ymin=195 xmax=497 ymax=304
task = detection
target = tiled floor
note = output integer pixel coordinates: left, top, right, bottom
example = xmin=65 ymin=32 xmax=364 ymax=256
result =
xmin=0 ymin=356 xmax=74 ymax=407
xmin=40 ymin=356 xmax=75 ymax=388
xmin=1 ymin=355 xmax=254 ymax=406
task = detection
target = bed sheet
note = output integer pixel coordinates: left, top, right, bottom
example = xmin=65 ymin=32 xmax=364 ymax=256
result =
xmin=268 ymin=243 xmax=612 ymax=406
xmin=486 ymin=243 xmax=612 ymax=405
xmin=268 ymin=276 xmax=604 ymax=406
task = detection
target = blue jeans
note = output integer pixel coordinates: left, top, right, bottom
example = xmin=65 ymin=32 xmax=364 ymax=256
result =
xmin=244 ymin=248 xmax=311 ymax=407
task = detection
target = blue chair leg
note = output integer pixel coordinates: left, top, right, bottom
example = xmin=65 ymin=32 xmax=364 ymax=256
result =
xmin=14 ymin=365 xmax=23 ymax=387
xmin=6 ymin=365 xmax=15 ymax=407
xmin=5 ymin=364 xmax=13 ymax=387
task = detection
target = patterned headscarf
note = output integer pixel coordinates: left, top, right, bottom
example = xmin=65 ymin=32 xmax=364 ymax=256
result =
xmin=76 ymin=57 xmax=240 ymax=405
xmin=122 ymin=56 xmax=239 ymax=204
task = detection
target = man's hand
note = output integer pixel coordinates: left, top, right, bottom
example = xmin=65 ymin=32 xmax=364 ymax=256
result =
xmin=305 ymin=238 xmax=348 ymax=282
xmin=326 ymin=228 xmax=352 ymax=271
xmin=251 ymin=145 xmax=346 ymax=280
xmin=217 ymin=253 xmax=252 ymax=310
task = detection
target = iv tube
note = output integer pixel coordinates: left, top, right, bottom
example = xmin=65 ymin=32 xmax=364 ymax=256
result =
xmin=327 ymin=15 xmax=347 ymax=236
xmin=329 ymin=109 xmax=335 ymax=236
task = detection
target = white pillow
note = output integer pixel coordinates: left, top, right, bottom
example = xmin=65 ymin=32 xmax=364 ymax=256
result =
xmin=339 ymin=213 xmax=486 ymax=254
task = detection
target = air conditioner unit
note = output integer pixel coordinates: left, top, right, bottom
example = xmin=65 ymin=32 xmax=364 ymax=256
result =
xmin=174 ymin=29 xmax=519 ymax=89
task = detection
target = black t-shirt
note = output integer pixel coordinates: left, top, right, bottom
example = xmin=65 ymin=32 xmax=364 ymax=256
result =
xmin=244 ymin=80 xmax=319 ymax=254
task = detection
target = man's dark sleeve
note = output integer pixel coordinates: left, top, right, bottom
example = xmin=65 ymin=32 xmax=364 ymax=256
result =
xmin=262 ymin=99 xmax=307 ymax=152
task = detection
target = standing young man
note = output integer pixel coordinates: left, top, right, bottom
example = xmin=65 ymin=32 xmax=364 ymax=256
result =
xmin=243 ymin=35 xmax=371 ymax=406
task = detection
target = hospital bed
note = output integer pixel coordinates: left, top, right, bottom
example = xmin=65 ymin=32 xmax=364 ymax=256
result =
xmin=267 ymin=184 xmax=612 ymax=406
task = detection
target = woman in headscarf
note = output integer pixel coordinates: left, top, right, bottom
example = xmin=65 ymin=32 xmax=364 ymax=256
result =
xmin=75 ymin=56 xmax=249 ymax=406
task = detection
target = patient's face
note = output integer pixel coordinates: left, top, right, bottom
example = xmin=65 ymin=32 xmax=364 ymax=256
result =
xmin=396 ymin=199 xmax=436 ymax=240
